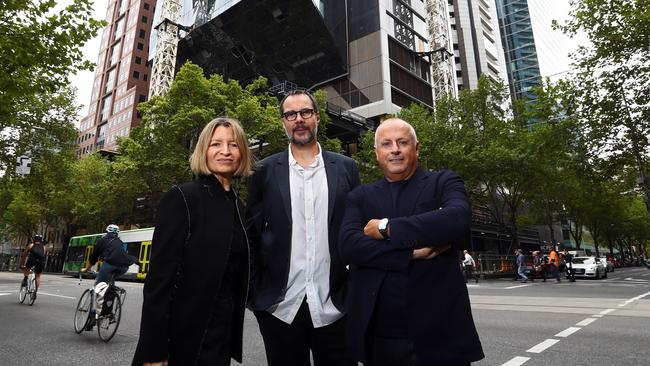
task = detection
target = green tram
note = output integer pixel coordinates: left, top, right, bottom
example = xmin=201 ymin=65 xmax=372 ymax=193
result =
xmin=63 ymin=227 xmax=154 ymax=280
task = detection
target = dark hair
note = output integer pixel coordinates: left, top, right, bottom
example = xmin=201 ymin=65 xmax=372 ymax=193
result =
xmin=279 ymin=89 xmax=319 ymax=116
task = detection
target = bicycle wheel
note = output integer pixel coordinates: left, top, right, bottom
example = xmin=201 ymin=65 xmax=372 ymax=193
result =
xmin=98 ymin=295 xmax=121 ymax=342
xmin=74 ymin=289 xmax=92 ymax=334
xmin=27 ymin=276 xmax=36 ymax=305
xmin=19 ymin=283 xmax=27 ymax=304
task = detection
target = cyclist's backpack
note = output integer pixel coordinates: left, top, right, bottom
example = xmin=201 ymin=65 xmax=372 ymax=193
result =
xmin=30 ymin=243 xmax=45 ymax=260
xmin=101 ymin=287 xmax=117 ymax=315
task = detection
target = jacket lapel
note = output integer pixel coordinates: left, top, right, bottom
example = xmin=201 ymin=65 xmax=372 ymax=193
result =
xmin=403 ymin=169 xmax=428 ymax=215
xmin=323 ymin=151 xmax=338 ymax=224
xmin=275 ymin=150 xmax=292 ymax=222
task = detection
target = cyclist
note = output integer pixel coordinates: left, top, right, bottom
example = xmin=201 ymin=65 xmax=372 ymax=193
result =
xmin=81 ymin=224 xmax=136 ymax=328
xmin=20 ymin=234 xmax=46 ymax=295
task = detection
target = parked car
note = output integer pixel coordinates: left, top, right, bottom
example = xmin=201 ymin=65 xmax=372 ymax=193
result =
xmin=568 ymin=256 xmax=607 ymax=279
xmin=645 ymin=258 xmax=650 ymax=269
xmin=597 ymin=257 xmax=614 ymax=272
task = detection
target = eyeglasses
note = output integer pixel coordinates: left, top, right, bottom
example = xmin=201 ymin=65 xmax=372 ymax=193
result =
xmin=282 ymin=108 xmax=315 ymax=121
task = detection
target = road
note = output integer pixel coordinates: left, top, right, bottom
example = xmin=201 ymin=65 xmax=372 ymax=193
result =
xmin=1 ymin=267 xmax=649 ymax=365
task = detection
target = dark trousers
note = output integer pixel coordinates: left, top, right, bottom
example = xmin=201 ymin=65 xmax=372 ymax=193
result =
xmin=197 ymin=295 xmax=234 ymax=366
xmin=254 ymin=298 xmax=354 ymax=366
xmin=463 ymin=265 xmax=478 ymax=283
xmin=550 ymin=263 xmax=561 ymax=282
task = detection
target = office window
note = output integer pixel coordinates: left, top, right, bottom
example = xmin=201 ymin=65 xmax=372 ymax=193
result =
xmin=137 ymin=42 xmax=144 ymax=50
xmin=135 ymin=56 xmax=142 ymax=64
xmin=143 ymin=74 xmax=148 ymax=81
xmin=133 ymin=71 xmax=140 ymax=79
xmin=141 ymin=16 xmax=148 ymax=23
xmin=144 ymin=2 xmax=150 ymax=10
xmin=139 ymin=29 xmax=145 ymax=38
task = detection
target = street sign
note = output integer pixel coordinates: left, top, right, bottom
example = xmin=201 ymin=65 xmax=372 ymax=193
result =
xmin=15 ymin=155 xmax=31 ymax=175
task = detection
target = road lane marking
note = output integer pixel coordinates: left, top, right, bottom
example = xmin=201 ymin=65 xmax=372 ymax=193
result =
xmin=526 ymin=339 xmax=559 ymax=353
xmin=0 ymin=293 xmax=11 ymax=297
xmin=504 ymin=284 xmax=529 ymax=289
xmin=555 ymin=327 xmax=581 ymax=337
xmin=576 ymin=318 xmax=596 ymax=326
xmin=599 ymin=308 xmax=615 ymax=315
xmin=37 ymin=292 xmax=75 ymax=299
xmin=593 ymin=314 xmax=603 ymax=318
xmin=501 ymin=356 xmax=530 ymax=366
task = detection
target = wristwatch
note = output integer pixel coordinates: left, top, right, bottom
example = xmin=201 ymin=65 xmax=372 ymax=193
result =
xmin=378 ymin=218 xmax=390 ymax=239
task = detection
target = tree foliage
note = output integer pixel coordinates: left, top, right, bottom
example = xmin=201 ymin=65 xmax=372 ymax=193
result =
xmin=558 ymin=0 xmax=650 ymax=215
xmin=0 ymin=0 xmax=103 ymax=171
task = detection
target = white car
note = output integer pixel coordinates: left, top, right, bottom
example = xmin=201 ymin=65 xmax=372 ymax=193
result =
xmin=568 ymin=256 xmax=607 ymax=279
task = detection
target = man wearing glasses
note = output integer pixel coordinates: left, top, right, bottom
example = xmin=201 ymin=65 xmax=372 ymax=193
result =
xmin=246 ymin=89 xmax=360 ymax=365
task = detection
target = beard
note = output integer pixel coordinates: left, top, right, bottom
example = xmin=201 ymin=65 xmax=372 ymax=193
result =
xmin=286 ymin=125 xmax=317 ymax=146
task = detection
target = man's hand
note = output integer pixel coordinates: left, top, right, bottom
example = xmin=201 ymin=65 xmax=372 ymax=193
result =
xmin=412 ymin=244 xmax=451 ymax=260
xmin=363 ymin=219 xmax=383 ymax=239
xmin=80 ymin=267 xmax=88 ymax=273
xmin=144 ymin=362 xmax=168 ymax=366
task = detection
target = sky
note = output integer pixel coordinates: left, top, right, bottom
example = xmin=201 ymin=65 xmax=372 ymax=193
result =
xmin=68 ymin=0 xmax=589 ymax=124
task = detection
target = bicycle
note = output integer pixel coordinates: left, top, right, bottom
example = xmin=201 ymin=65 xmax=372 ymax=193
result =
xmin=73 ymin=271 xmax=126 ymax=342
xmin=19 ymin=266 xmax=37 ymax=306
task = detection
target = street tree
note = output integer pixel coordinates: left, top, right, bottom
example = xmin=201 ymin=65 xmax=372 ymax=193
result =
xmin=558 ymin=0 xmax=650 ymax=215
xmin=0 ymin=0 xmax=103 ymax=172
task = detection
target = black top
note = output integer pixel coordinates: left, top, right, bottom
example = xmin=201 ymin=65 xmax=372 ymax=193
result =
xmin=90 ymin=232 xmax=135 ymax=267
xmin=219 ymin=190 xmax=246 ymax=296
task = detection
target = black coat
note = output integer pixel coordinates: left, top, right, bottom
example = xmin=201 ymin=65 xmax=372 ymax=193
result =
xmin=133 ymin=175 xmax=249 ymax=365
xmin=339 ymin=169 xmax=484 ymax=364
xmin=245 ymin=149 xmax=361 ymax=312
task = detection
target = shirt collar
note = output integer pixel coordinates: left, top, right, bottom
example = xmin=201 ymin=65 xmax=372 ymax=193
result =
xmin=288 ymin=143 xmax=323 ymax=168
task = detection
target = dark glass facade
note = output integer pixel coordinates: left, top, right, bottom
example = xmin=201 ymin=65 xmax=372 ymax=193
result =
xmin=496 ymin=0 xmax=541 ymax=104
xmin=177 ymin=0 xmax=347 ymax=88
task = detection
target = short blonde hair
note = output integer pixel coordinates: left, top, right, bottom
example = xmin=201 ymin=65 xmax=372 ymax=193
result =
xmin=189 ymin=117 xmax=252 ymax=177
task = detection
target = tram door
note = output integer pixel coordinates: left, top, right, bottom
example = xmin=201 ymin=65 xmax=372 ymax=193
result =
xmin=83 ymin=246 xmax=94 ymax=269
xmin=138 ymin=241 xmax=152 ymax=279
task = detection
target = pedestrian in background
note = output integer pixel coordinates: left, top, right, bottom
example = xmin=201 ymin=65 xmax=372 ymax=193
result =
xmin=532 ymin=251 xmax=546 ymax=282
xmin=516 ymin=249 xmax=528 ymax=283
xmin=133 ymin=117 xmax=252 ymax=366
xmin=563 ymin=249 xmax=575 ymax=282
xmin=463 ymin=249 xmax=479 ymax=283
xmin=548 ymin=247 xmax=561 ymax=282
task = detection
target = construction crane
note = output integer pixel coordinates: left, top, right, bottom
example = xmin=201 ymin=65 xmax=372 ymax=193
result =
xmin=148 ymin=0 xmax=191 ymax=98
xmin=426 ymin=0 xmax=457 ymax=101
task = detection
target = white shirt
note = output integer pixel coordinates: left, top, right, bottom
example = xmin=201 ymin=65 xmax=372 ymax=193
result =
xmin=270 ymin=144 xmax=342 ymax=327
xmin=463 ymin=253 xmax=475 ymax=266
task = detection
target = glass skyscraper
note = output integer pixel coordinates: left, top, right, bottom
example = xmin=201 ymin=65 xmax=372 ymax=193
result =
xmin=496 ymin=0 xmax=541 ymax=104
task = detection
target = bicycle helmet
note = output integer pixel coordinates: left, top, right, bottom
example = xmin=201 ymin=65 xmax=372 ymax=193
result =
xmin=33 ymin=234 xmax=43 ymax=242
xmin=106 ymin=224 xmax=120 ymax=234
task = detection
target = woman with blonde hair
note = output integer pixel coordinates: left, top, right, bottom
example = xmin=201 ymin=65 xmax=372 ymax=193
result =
xmin=133 ymin=117 xmax=252 ymax=366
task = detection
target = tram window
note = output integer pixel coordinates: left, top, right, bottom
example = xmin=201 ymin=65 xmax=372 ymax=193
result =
xmin=126 ymin=241 xmax=141 ymax=257
xmin=67 ymin=247 xmax=86 ymax=262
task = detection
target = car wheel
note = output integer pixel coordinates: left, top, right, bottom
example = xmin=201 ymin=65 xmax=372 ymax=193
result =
xmin=603 ymin=270 xmax=607 ymax=279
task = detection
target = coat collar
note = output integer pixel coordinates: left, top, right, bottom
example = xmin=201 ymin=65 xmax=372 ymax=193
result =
xmin=373 ymin=168 xmax=428 ymax=216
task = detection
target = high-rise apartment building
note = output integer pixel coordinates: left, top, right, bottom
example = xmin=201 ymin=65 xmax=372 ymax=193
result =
xmin=77 ymin=0 xmax=157 ymax=157
xmin=447 ymin=0 xmax=508 ymax=91
xmin=173 ymin=0 xmax=434 ymax=126
xmin=495 ymin=0 xmax=541 ymax=104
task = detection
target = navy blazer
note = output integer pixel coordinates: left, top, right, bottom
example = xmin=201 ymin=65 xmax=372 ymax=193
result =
xmin=339 ymin=168 xmax=484 ymax=365
xmin=245 ymin=148 xmax=361 ymax=312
